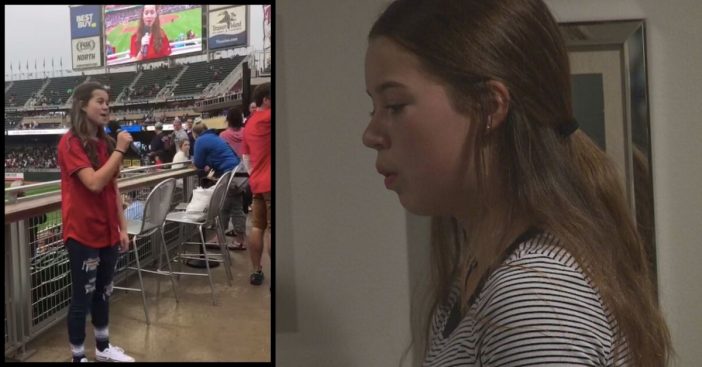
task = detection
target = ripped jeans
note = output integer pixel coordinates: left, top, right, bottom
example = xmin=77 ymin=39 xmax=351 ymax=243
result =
xmin=65 ymin=238 xmax=119 ymax=346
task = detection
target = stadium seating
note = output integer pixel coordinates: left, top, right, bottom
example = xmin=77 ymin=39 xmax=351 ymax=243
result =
xmin=177 ymin=63 xmax=211 ymax=96
xmin=129 ymin=65 xmax=183 ymax=100
xmin=173 ymin=56 xmax=245 ymax=97
xmin=42 ymin=76 xmax=88 ymax=105
xmin=6 ymin=55 xmax=249 ymax=109
xmin=172 ymin=62 xmax=209 ymax=96
xmin=88 ymin=71 xmax=138 ymax=102
xmin=5 ymin=79 xmax=47 ymax=107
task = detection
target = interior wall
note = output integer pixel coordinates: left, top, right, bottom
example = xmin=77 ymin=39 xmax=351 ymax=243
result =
xmin=275 ymin=0 xmax=414 ymax=365
xmin=545 ymin=2 xmax=702 ymax=365
xmin=276 ymin=0 xmax=702 ymax=366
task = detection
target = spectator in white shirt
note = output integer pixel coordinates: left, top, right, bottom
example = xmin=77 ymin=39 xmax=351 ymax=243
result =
xmin=171 ymin=140 xmax=191 ymax=169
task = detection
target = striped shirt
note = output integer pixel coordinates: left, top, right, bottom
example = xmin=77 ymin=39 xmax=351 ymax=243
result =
xmin=424 ymin=230 xmax=630 ymax=366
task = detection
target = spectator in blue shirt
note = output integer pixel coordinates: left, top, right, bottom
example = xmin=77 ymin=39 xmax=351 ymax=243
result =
xmin=191 ymin=122 xmax=240 ymax=177
xmin=125 ymin=200 xmax=145 ymax=221
xmin=122 ymin=193 xmax=145 ymax=221
xmin=191 ymin=121 xmax=246 ymax=250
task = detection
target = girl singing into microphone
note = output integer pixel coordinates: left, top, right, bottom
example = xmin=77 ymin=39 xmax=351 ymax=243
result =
xmin=57 ymin=82 xmax=136 ymax=362
xmin=130 ymin=5 xmax=171 ymax=61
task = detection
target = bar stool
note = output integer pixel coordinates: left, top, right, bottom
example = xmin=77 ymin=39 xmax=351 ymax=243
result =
xmin=113 ymin=178 xmax=179 ymax=325
xmin=164 ymin=171 xmax=233 ymax=305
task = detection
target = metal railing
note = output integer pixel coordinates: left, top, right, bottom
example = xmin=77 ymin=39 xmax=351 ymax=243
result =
xmin=194 ymin=92 xmax=243 ymax=110
xmin=4 ymin=161 xmax=193 ymax=200
xmin=4 ymin=166 xmax=200 ymax=359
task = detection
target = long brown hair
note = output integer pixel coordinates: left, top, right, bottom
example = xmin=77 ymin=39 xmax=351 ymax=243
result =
xmin=67 ymin=82 xmax=115 ymax=168
xmin=136 ymin=5 xmax=164 ymax=53
xmin=369 ymin=0 xmax=671 ymax=366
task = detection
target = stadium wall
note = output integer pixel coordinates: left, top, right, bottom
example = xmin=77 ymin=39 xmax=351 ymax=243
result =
xmin=22 ymin=171 xmax=61 ymax=182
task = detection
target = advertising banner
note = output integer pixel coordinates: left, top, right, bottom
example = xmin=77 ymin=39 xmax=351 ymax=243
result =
xmin=5 ymin=172 xmax=25 ymax=181
xmin=208 ymin=6 xmax=247 ymax=50
xmin=72 ymin=36 xmax=103 ymax=69
xmin=7 ymin=128 xmax=69 ymax=136
xmin=106 ymin=125 xmax=142 ymax=133
xmin=70 ymin=5 xmax=103 ymax=39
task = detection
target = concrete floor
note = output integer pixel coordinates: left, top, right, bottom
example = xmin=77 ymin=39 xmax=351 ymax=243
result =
xmin=21 ymin=232 xmax=271 ymax=363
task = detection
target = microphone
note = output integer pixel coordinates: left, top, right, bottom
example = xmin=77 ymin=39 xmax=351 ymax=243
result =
xmin=141 ymin=27 xmax=151 ymax=56
xmin=107 ymin=120 xmax=120 ymax=140
xmin=108 ymin=121 xmax=141 ymax=156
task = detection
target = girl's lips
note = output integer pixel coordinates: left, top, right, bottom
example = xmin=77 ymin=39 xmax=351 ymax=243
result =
xmin=384 ymin=173 xmax=397 ymax=189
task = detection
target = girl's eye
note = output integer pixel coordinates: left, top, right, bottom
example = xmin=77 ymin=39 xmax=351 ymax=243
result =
xmin=369 ymin=104 xmax=407 ymax=117
xmin=386 ymin=104 xmax=406 ymax=114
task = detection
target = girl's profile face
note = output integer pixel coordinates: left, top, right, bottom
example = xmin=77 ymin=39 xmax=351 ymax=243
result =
xmin=143 ymin=5 xmax=157 ymax=27
xmin=182 ymin=142 xmax=190 ymax=155
xmin=81 ymin=89 xmax=110 ymax=127
xmin=363 ymin=37 xmax=475 ymax=216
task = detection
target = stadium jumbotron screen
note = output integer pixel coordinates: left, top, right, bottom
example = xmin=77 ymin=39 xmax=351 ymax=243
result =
xmin=104 ymin=4 xmax=203 ymax=66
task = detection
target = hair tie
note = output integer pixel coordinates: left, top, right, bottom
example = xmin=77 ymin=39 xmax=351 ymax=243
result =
xmin=558 ymin=118 xmax=579 ymax=137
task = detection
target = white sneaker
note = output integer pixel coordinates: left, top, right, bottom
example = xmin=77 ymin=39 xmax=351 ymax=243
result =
xmin=95 ymin=344 xmax=135 ymax=362
xmin=80 ymin=357 xmax=90 ymax=362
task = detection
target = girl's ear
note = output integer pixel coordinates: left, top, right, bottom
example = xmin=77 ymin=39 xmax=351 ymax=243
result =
xmin=484 ymin=80 xmax=511 ymax=133
xmin=79 ymin=100 xmax=88 ymax=114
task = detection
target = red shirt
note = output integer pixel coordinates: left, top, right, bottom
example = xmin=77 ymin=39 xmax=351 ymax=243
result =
xmin=241 ymin=109 xmax=271 ymax=194
xmin=219 ymin=127 xmax=245 ymax=157
xmin=130 ymin=31 xmax=172 ymax=60
xmin=57 ymin=132 xmax=120 ymax=248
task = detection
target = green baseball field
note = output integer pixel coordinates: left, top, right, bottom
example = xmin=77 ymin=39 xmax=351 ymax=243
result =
xmin=106 ymin=8 xmax=202 ymax=54
xmin=5 ymin=181 xmax=60 ymax=196
xmin=38 ymin=211 xmax=61 ymax=232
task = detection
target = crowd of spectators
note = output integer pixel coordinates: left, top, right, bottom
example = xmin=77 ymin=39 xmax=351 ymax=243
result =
xmin=139 ymin=63 xmax=174 ymax=74
xmin=19 ymin=110 xmax=66 ymax=118
xmin=30 ymin=90 xmax=65 ymax=107
xmin=5 ymin=145 xmax=58 ymax=169
xmin=124 ymin=84 xmax=161 ymax=100
xmin=159 ymin=4 xmax=196 ymax=15
xmin=104 ymin=6 xmax=142 ymax=30
xmin=146 ymin=64 xmax=171 ymax=71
